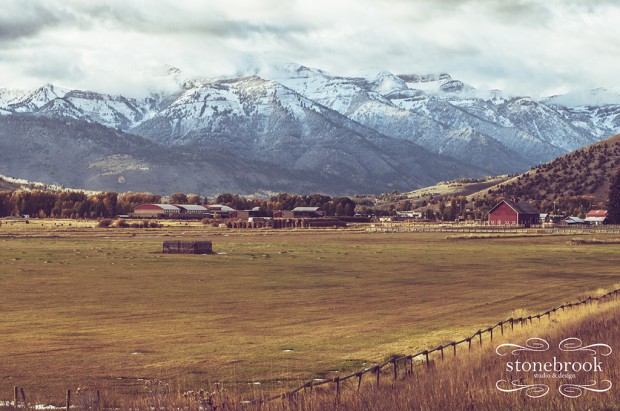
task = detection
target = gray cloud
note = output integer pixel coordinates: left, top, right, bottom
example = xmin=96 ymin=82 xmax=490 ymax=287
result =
xmin=0 ymin=0 xmax=618 ymax=98
xmin=0 ymin=3 xmax=67 ymax=41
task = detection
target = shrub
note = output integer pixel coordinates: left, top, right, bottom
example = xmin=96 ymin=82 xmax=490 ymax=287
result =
xmin=113 ymin=219 xmax=129 ymax=228
xmin=97 ymin=219 xmax=113 ymax=228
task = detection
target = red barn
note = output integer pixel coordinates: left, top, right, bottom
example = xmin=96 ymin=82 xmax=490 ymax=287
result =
xmin=488 ymin=200 xmax=540 ymax=227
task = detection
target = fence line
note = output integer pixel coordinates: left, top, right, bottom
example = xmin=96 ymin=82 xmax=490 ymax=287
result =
xmin=366 ymin=224 xmax=620 ymax=235
xmin=249 ymin=288 xmax=620 ymax=405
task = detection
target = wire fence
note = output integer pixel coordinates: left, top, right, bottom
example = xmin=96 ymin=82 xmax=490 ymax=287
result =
xmin=366 ymin=224 xmax=620 ymax=235
xmin=248 ymin=288 xmax=620 ymax=405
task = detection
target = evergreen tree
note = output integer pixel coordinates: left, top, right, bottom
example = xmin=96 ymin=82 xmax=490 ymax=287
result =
xmin=607 ymin=169 xmax=620 ymax=224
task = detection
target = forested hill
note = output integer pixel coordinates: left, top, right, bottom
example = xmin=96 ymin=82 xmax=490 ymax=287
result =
xmin=471 ymin=133 xmax=620 ymax=211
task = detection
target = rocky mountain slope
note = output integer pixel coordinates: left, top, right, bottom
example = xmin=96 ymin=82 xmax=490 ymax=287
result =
xmin=1 ymin=64 xmax=619 ymax=194
xmin=0 ymin=115 xmax=484 ymax=195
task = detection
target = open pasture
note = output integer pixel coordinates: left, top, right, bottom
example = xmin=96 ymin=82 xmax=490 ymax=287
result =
xmin=0 ymin=224 xmax=619 ymax=404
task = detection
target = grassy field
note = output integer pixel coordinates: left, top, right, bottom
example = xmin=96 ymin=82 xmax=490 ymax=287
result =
xmin=1 ymin=222 xmax=619 ymax=405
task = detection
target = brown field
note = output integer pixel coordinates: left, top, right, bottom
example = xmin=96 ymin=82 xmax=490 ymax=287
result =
xmin=242 ymin=299 xmax=620 ymax=411
xmin=1 ymin=221 xmax=619 ymax=407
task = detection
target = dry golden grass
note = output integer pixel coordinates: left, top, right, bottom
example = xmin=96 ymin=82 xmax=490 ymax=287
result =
xmin=1 ymin=223 xmax=619 ymax=407
xmin=8 ymin=294 xmax=618 ymax=410
xmin=260 ymin=299 xmax=620 ymax=411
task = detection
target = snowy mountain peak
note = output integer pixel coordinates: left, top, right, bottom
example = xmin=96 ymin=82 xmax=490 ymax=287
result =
xmin=370 ymin=72 xmax=408 ymax=95
xmin=544 ymin=87 xmax=620 ymax=107
xmin=399 ymin=73 xmax=452 ymax=84
xmin=2 ymin=83 xmax=69 ymax=113
xmin=396 ymin=73 xmax=474 ymax=95
xmin=1 ymin=64 xmax=619 ymax=195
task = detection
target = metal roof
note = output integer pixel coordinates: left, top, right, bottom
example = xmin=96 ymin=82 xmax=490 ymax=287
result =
xmin=586 ymin=210 xmax=607 ymax=218
xmin=154 ymin=204 xmax=181 ymax=211
xmin=208 ymin=204 xmax=235 ymax=212
xmin=564 ymin=216 xmax=585 ymax=224
xmin=584 ymin=216 xmax=606 ymax=223
xmin=175 ymin=204 xmax=208 ymax=211
xmin=503 ymin=199 xmax=539 ymax=215
xmin=293 ymin=207 xmax=320 ymax=212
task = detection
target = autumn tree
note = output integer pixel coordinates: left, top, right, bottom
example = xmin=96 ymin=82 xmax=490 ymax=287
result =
xmin=170 ymin=192 xmax=188 ymax=204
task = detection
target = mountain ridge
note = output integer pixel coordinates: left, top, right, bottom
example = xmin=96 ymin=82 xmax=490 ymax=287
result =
xmin=1 ymin=64 xmax=619 ymax=195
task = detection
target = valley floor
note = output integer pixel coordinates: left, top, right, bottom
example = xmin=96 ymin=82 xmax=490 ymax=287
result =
xmin=0 ymin=222 xmax=619 ymax=407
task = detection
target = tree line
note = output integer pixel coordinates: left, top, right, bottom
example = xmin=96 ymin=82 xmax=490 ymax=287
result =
xmin=0 ymin=190 xmax=358 ymax=218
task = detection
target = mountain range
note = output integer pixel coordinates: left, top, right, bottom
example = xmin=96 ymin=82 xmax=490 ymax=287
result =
xmin=1 ymin=64 xmax=619 ymax=195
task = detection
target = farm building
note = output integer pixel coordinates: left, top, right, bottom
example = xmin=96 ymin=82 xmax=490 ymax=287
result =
xmin=563 ymin=216 xmax=585 ymax=225
xmin=208 ymin=204 xmax=236 ymax=218
xmin=273 ymin=207 xmax=324 ymax=218
xmin=487 ymin=200 xmax=540 ymax=227
xmin=132 ymin=204 xmax=237 ymax=219
xmin=133 ymin=204 xmax=181 ymax=218
xmin=236 ymin=207 xmax=264 ymax=220
xmin=162 ymin=240 xmax=213 ymax=254
xmin=584 ymin=210 xmax=608 ymax=225
xmin=175 ymin=204 xmax=209 ymax=214
xmin=293 ymin=206 xmax=324 ymax=218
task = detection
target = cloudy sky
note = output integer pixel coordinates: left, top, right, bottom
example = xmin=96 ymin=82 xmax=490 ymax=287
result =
xmin=1 ymin=0 xmax=619 ymax=98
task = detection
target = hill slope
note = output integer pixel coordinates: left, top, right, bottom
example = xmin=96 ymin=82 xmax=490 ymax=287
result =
xmin=471 ymin=133 xmax=620 ymax=206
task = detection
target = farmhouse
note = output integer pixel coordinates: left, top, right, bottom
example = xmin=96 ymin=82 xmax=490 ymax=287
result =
xmin=584 ymin=210 xmax=608 ymax=225
xmin=487 ymin=200 xmax=540 ymax=227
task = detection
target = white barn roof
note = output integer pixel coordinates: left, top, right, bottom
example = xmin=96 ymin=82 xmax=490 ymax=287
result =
xmin=176 ymin=204 xmax=208 ymax=211
xmin=208 ymin=204 xmax=235 ymax=212
xmin=155 ymin=204 xmax=181 ymax=212
xmin=293 ymin=207 xmax=320 ymax=212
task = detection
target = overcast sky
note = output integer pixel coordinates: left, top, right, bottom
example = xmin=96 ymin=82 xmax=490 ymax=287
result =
xmin=1 ymin=0 xmax=619 ymax=98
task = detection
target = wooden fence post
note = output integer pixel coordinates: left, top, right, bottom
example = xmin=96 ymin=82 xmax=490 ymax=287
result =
xmin=14 ymin=386 xmax=18 ymax=409
xmin=478 ymin=331 xmax=482 ymax=347
xmin=468 ymin=338 xmax=472 ymax=351
xmin=20 ymin=388 xmax=26 ymax=406
xmin=440 ymin=346 xmax=444 ymax=361
xmin=376 ymin=366 xmax=380 ymax=387
xmin=66 ymin=389 xmax=71 ymax=411
xmin=393 ymin=359 xmax=398 ymax=381
xmin=424 ymin=351 xmax=430 ymax=367
xmin=490 ymin=327 xmax=493 ymax=342
xmin=452 ymin=342 xmax=457 ymax=357
xmin=335 ymin=377 xmax=340 ymax=400
xmin=409 ymin=356 xmax=414 ymax=374
xmin=357 ymin=373 xmax=362 ymax=391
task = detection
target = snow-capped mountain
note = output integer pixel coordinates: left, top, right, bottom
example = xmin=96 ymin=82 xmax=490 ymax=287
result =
xmin=0 ymin=63 xmax=619 ymax=194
